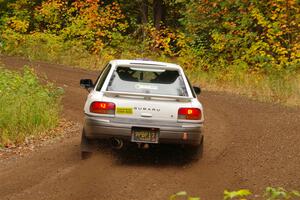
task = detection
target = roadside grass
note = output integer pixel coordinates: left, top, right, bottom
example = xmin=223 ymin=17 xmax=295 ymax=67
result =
xmin=1 ymin=32 xmax=114 ymax=69
xmin=0 ymin=66 xmax=63 ymax=146
xmin=185 ymin=69 xmax=300 ymax=106
xmin=1 ymin=34 xmax=300 ymax=106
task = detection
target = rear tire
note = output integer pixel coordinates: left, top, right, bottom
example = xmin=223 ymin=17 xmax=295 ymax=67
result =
xmin=80 ymin=130 xmax=94 ymax=160
xmin=185 ymin=136 xmax=204 ymax=161
xmin=81 ymin=151 xmax=92 ymax=160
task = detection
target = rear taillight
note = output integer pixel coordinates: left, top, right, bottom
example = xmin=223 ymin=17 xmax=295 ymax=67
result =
xmin=90 ymin=101 xmax=115 ymax=114
xmin=178 ymin=108 xmax=201 ymax=120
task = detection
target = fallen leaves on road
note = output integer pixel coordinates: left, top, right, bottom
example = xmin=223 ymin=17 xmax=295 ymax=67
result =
xmin=0 ymin=119 xmax=80 ymax=160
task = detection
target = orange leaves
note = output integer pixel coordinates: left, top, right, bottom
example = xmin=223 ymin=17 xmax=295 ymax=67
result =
xmin=77 ymin=1 xmax=127 ymax=51
xmin=143 ymin=25 xmax=187 ymax=57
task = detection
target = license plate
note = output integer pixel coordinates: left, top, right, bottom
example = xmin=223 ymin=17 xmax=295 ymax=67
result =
xmin=131 ymin=127 xmax=159 ymax=143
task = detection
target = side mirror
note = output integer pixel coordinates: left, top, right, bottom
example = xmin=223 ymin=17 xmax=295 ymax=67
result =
xmin=80 ymin=79 xmax=94 ymax=91
xmin=193 ymin=86 xmax=201 ymax=95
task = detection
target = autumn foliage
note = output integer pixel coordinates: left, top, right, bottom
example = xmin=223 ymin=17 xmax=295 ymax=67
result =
xmin=0 ymin=0 xmax=299 ymax=104
xmin=1 ymin=0 xmax=127 ymax=54
xmin=183 ymin=0 xmax=300 ymax=75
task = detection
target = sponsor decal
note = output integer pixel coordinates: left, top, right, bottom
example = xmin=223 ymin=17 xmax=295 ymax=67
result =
xmin=135 ymin=84 xmax=158 ymax=90
xmin=116 ymin=107 xmax=133 ymax=114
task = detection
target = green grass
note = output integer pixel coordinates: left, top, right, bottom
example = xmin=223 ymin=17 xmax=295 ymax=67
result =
xmin=0 ymin=31 xmax=116 ymax=69
xmin=0 ymin=66 xmax=63 ymax=146
xmin=185 ymin=68 xmax=300 ymax=106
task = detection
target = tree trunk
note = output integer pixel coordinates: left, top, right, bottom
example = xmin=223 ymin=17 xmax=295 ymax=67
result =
xmin=140 ymin=0 xmax=148 ymax=24
xmin=153 ymin=0 xmax=163 ymax=29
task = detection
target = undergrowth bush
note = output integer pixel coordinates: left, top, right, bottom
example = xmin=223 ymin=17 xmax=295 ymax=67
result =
xmin=0 ymin=31 xmax=105 ymax=68
xmin=0 ymin=66 xmax=63 ymax=147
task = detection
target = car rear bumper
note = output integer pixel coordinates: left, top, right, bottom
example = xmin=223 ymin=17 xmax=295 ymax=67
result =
xmin=84 ymin=115 xmax=203 ymax=145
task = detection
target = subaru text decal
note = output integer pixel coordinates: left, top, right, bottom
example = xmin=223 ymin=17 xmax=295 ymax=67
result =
xmin=134 ymin=107 xmax=160 ymax=112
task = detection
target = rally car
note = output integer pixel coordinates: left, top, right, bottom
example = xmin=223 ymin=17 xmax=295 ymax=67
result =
xmin=80 ymin=59 xmax=204 ymax=159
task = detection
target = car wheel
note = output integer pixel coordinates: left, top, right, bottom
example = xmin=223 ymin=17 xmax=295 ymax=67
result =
xmin=80 ymin=130 xmax=93 ymax=160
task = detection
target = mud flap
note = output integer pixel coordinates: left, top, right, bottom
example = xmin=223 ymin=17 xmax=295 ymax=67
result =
xmin=80 ymin=130 xmax=96 ymax=160
xmin=184 ymin=135 xmax=204 ymax=161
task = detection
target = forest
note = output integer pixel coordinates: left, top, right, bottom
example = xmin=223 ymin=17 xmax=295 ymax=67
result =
xmin=0 ymin=0 xmax=299 ymax=105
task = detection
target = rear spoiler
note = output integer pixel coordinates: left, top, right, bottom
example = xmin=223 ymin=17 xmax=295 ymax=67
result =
xmin=103 ymin=91 xmax=192 ymax=102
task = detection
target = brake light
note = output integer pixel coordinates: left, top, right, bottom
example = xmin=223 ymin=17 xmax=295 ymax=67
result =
xmin=90 ymin=102 xmax=115 ymax=114
xmin=178 ymin=108 xmax=201 ymax=120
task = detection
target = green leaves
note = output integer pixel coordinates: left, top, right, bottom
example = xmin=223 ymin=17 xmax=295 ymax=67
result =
xmin=169 ymin=191 xmax=201 ymax=200
xmin=170 ymin=191 xmax=188 ymax=200
xmin=224 ymin=189 xmax=252 ymax=200
xmin=170 ymin=188 xmax=300 ymax=200
xmin=264 ymin=187 xmax=300 ymax=200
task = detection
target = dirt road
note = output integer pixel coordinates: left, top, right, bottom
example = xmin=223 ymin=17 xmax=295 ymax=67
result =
xmin=1 ymin=56 xmax=300 ymax=200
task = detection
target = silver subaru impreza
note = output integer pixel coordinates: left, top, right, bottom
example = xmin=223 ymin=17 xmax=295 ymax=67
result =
xmin=80 ymin=59 xmax=204 ymax=159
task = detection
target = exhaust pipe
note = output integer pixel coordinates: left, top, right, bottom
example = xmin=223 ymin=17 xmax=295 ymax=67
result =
xmin=110 ymin=138 xmax=124 ymax=150
xmin=137 ymin=143 xmax=150 ymax=149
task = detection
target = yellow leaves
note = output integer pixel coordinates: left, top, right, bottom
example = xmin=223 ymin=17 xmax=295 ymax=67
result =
xmin=36 ymin=0 xmax=66 ymax=18
xmin=185 ymin=0 xmax=300 ymax=77
xmin=8 ymin=17 xmax=29 ymax=33
xmin=250 ymin=7 xmax=270 ymax=27
xmin=144 ymin=26 xmax=187 ymax=57
xmin=79 ymin=1 xmax=127 ymax=53
xmin=34 ymin=0 xmax=128 ymax=54
xmin=34 ymin=0 xmax=68 ymax=33
xmin=270 ymin=13 xmax=277 ymax=20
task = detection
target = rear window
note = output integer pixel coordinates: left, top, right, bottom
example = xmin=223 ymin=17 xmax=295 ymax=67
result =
xmin=106 ymin=66 xmax=188 ymax=96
